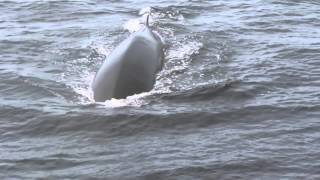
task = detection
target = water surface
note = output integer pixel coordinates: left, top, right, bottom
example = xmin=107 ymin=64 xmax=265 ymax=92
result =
xmin=0 ymin=0 xmax=320 ymax=179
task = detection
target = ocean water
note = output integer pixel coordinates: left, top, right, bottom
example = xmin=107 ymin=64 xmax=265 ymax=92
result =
xmin=0 ymin=0 xmax=320 ymax=179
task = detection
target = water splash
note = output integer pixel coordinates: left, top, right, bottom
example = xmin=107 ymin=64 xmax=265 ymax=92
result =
xmin=140 ymin=6 xmax=185 ymax=21
xmin=139 ymin=7 xmax=152 ymax=15
xmin=123 ymin=18 xmax=143 ymax=33
xmin=66 ymin=6 xmax=218 ymax=107
xmin=123 ymin=14 xmax=151 ymax=33
xmin=98 ymin=92 xmax=152 ymax=108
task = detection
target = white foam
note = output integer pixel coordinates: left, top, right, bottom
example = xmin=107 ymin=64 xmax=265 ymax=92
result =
xmin=71 ymin=73 xmax=95 ymax=104
xmin=139 ymin=6 xmax=152 ymax=15
xmin=125 ymin=6 xmax=166 ymax=33
xmin=99 ymin=92 xmax=153 ymax=108
xmin=123 ymin=18 xmax=143 ymax=33
xmin=166 ymin=41 xmax=203 ymax=68
xmin=123 ymin=13 xmax=154 ymax=33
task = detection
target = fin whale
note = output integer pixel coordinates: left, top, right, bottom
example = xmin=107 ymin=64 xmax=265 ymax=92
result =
xmin=92 ymin=15 xmax=164 ymax=102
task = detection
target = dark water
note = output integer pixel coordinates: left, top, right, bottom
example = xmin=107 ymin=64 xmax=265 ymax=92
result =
xmin=1 ymin=0 xmax=320 ymax=179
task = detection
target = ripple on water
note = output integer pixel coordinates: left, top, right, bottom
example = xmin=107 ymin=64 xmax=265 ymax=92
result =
xmin=1 ymin=0 xmax=320 ymax=179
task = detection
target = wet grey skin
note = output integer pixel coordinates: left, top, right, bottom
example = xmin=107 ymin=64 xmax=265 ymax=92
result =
xmin=92 ymin=16 xmax=164 ymax=102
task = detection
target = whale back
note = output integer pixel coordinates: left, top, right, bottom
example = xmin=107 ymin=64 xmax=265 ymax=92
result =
xmin=92 ymin=25 xmax=164 ymax=101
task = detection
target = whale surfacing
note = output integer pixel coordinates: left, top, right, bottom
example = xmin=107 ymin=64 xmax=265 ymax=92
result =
xmin=92 ymin=16 xmax=164 ymax=102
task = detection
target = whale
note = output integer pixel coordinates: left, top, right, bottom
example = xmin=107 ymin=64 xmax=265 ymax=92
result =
xmin=92 ymin=16 xmax=164 ymax=102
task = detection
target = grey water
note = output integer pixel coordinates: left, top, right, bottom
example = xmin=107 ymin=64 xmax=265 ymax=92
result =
xmin=1 ymin=0 xmax=320 ymax=179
